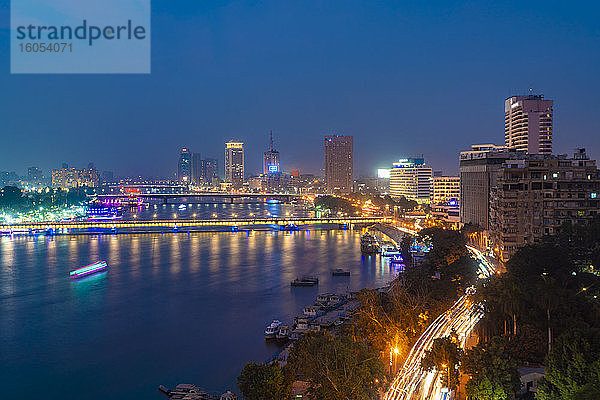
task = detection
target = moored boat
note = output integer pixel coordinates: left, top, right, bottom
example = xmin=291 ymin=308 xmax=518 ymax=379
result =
xmin=361 ymin=233 xmax=379 ymax=254
xmin=291 ymin=276 xmax=319 ymax=286
xmin=332 ymin=268 xmax=350 ymax=276
xmin=264 ymin=320 xmax=282 ymax=339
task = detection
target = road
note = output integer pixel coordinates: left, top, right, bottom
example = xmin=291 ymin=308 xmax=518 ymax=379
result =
xmin=383 ymin=243 xmax=498 ymax=400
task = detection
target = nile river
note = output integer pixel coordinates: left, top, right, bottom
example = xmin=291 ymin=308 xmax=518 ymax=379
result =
xmin=0 ymin=204 xmax=397 ymax=399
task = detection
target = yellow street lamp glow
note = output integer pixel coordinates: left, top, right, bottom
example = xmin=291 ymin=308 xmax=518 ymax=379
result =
xmin=393 ymin=347 xmax=399 ymax=355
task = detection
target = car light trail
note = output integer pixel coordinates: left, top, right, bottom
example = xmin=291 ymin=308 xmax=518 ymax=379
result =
xmin=383 ymin=241 xmax=497 ymax=400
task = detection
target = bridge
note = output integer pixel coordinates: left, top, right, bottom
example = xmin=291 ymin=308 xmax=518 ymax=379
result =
xmin=0 ymin=217 xmax=392 ymax=235
xmin=94 ymin=192 xmax=300 ymax=204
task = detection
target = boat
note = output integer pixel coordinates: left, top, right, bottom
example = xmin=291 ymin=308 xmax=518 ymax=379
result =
xmin=264 ymin=320 xmax=282 ymax=339
xmin=332 ymin=268 xmax=350 ymax=276
xmin=291 ymin=276 xmax=319 ymax=286
xmin=69 ymin=261 xmax=108 ymax=279
xmin=361 ymin=233 xmax=379 ymax=254
xmin=276 ymin=325 xmax=291 ymax=340
xmin=380 ymin=243 xmax=401 ymax=257
xmin=178 ymin=204 xmax=187 ymax=210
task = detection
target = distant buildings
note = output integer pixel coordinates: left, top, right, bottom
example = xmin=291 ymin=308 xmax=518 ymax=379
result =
xmin=389 ymin=157 xmax=432 ymax=203
xmin=324 ymin=135 xmax=353 ymax=194
xmin=225 ymin=140 xmax=245 ymax=189
xmin=177 ymin=148 xmax=202 ymax=185
xmin=52 ymin=167 xmax=99 ymax=189
xmin=490 ymin=149 xmax=600 ymax=262
xmin=505 ymin=95 xmax=553 ymax=155
xmin=27 ymin=167 xmax=42 ymax=182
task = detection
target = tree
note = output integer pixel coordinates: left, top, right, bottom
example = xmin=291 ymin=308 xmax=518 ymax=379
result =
xmin=287 ymin=331 xmax=386 ymax=400
xmin=237 ymin=362 xmax=290 ymax=400
xmin=462 ymin=336 xmax=520 ymax=400
xmin=536 ymin=329 xmax=600 ymax=400
xmin=421 ymin=335 xmax=463 ymax=391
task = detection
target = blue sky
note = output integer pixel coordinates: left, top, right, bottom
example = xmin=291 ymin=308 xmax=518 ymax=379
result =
xmin=0 ymin=0 xmax=599 ymax=177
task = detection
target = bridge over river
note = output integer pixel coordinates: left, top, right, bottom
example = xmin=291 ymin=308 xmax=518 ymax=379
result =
xmin=0 ymin=216 xmax=392 ymax=235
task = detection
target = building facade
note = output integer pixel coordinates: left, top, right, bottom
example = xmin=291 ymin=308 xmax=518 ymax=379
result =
xmin=459 ymin=144 xmax=521 ymax=230
xmin=431 ymin=176 xmax=460 ymax=205
xmin=324 ymin=135 xmax=353 ymax=194
xmin=490 ymin=149 xmax=600 ymax=262
xmin=389 ymin=158 xmax=432 ymax=203
xmin=505 ymin=95 xmax=553 ymax=155
xmin=225 ymin=140 xmax=245 ymax=189
xmin=201 ymin=158 xmax=219 ymax=186
xmin=52 ymin=167 xmax=100 ymax=189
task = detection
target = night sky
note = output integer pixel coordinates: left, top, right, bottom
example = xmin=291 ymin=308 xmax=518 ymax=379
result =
xmin=0 ymin=0 xmax=599 ymax=178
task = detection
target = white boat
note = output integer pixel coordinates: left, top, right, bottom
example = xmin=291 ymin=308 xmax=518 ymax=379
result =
xmin=276 ymin=325 xmax=291 ymax=340
xmin=264 ymin=320 xmax=282 ymax=339
xmin=178 ymin=204 xmax=187 ymax=210
xmin=381 ymin=244 xmax=402 ymax=257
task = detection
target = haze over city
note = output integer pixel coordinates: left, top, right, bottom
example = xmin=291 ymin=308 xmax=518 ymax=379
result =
xmin=1 ymin=0 xmax=600 ymax=177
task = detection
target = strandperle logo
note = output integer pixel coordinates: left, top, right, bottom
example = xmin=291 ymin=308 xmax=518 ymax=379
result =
xmin=11 ymin=0 xmax=151 ymax=74
xmin=15 ymin=20 xmax=148 ymax=46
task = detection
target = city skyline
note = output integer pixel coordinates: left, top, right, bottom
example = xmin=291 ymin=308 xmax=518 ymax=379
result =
xmin=1 ymin=1 xmax=599 ymax=177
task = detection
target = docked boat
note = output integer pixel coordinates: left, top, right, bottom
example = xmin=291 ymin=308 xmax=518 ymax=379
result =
xmin=361 ymin=233 xmax=379 ymax=254
xmin=264 ymin=320 xmax=282 ymax=339
xmin=332 ymin=268 xmax=350 ymax=276
xmin=276 ymin=325 xmax=291 ymax=340
xmin=69 ymin=261 xmax=107 ymax=279
xmin=381 ymin=243 xmax=402 ymax=257
xmin=291 ymin=276 xmax=319 ymax=286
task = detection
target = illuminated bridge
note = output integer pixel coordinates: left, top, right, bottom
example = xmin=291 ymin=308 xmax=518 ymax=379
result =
xmin=95 ymin=192 xmax=299 ymax=204
xmin=0 ymin=217 xmax=392 ymax=235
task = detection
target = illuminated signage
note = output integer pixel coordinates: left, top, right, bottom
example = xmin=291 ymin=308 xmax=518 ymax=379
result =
xmin=268 ymin=165 xmax=279 ymax=173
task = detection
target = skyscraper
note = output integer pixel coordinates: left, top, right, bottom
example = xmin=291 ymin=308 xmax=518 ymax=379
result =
xmin=389 ymin=157 xmax=432 ymax=203
xmin=505 ymin=95 xmax=553 ymax=154
xmin=177 ymin=148 xmax=202 ymax=185
xmin=225 ymin=140 xmax=245 ymax=189
xmin=201 ymin=158 xmax=219 ymax=185
xmin=263 ymin=131 xmax=280 ymax=174
xmin=324 ymin=135 xmax=353 ymax=193
xmin=178 ymin=148 xmax=192 ymax=184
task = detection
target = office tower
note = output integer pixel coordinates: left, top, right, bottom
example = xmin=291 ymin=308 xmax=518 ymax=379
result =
xmin=324 ymin=135 xmax=353 ymax=193
xmin=101 ymin=171 xmax=114 ymax=183
xmin=225 ymin=140 xmax=245 ymax=189
xmin=177 ymin=148 xmax=201 ymax=185
xmin=191 ymin=152 xmax=202 ymax=185
xmin=431 ymin=176 xmax=460 ymax=205
xmin=389 ymin=157 xmax=432 ymax=203
xmin=178 ymin=148 xmax=192 ymax=184
xmin=505 ymin=95 xmax=553 ymax=154
xmin=201 ymin=158 xmax=219 ymax=185
xmin=459 ymin=144 xmax=519 ymax=231
xmin=490 ymin=149 xmax=600 ymax=262
xmin=263 ymin=131 xmax=281 ymax=174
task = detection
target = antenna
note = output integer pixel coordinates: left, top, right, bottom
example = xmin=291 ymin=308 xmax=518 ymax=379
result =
xmin=269 ymin=130 xmax=274 ymax=151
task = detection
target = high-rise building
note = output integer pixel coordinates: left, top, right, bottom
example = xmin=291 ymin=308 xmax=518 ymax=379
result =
xmin=201 ymin=158 xmax=219 ymax=185
xmin=263 ymin=131 xmax=281 ymax=174
xmin=389 ymin=157 xmax=432 ymax=203
xmin=324 ymin=135 xmax=353 ymax=193
xmin=505 ymin=95 xmax=553 ymax=155
xmin=431 ymin=176 xmax=460 ymax=205
xmin=177 ymin=148 xmax=201 ymax=185
xmin=490 ymin=149 xmax=600 ymax=262
xmin=178 ymin=148 xmax=193 ymax=184
xmin=225 ymin=140 xmax=245 ymax=189
xmin=459 ymin=144 xmax=520 ymax=231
